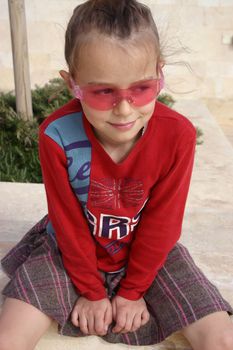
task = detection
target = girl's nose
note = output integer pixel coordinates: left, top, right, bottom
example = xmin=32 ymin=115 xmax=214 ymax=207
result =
xmin=113 ymin=98 xmax=133 ymax=117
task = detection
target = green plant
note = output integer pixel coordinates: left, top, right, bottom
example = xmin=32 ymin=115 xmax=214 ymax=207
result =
xmin=0 ymin=98 xmax=41 ymax=182
xmin=196 ymin=126 xmax=203 ymax=145
xmin=32 ymin=78 xmax=72 ymax=124
xmin=158 ymin=93 xmax=175 ymax=108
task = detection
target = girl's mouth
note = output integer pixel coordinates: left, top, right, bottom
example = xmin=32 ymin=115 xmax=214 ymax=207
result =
xmin=109 ymin=121 xmax=135 ymax=130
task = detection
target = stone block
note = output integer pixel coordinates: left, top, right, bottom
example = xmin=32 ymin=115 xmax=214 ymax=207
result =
xmin=203 ymin=7 xmax=233 ymax=30
xmin=25 ymin=0 xmax=77 ymax=23
xmin=30 ymin=69 xmax=59 ymax=88
xmin=221 ymin=78 xmax=233 ymax=99
xmin=206 ymin=61 xmax=233 ymax=78
xmin=219 ymin=0 xmax=233 ymax=6
xmin=0 ymin=0 xmax=9 ymax=20
xmin=176 ymin=5 xmax=204 ymax=30
xmin=198 ymin=0 xmax=219 ymax=6
xmin=27 ymin=22 xmax=64 ymax=54
xmin=0 ymin=68 xmax=14 ymax=92
xmin=0 ymin=22 xmax=12 ymax=51
xmin=30 ymin=53 xmax=51 ymax=70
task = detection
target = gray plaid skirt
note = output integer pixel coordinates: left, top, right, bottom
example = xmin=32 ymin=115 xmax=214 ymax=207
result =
xmin=1 ymin=215 xmax=232 ymax=346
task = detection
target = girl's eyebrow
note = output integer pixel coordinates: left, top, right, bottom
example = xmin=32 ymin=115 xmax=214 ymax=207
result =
xmin=87 ymin=76 xmax=156 ymax=86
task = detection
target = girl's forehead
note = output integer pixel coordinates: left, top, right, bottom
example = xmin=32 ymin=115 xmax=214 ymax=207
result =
xmin=75 ymin=34 xmax=158 ymax=85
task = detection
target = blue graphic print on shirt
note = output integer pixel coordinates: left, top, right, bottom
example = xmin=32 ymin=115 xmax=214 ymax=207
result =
xmin=44 ymin=112 xmax=91 ymax=235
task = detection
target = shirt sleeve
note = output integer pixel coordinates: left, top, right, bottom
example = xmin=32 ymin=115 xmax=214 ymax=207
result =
xmin=117 ymin=127 xmax=197 ymax=300
xmin=39 ymin=130 xmax=107 ymax=301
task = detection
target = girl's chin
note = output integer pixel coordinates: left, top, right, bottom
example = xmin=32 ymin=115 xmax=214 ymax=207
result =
xmin=102 ymin=129 xmax=143 ymax=147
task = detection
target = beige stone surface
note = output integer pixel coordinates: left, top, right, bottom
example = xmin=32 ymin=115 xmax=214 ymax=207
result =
xmin=0 ymin=100 xmax=233 ymax=349
xmin=204 ymin=98 xmax=233 ymax=146
xmin=35 ymin=329 xmax=127 ymax=350
xmin=34 ymin=325 xmax=191 ymax=350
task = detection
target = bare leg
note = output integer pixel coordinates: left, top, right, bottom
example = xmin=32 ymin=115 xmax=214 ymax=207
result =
xmin=181 ymin=311 xmax=233 ymax=350
xmin=0 ymin=297 xmax=52 ymax=350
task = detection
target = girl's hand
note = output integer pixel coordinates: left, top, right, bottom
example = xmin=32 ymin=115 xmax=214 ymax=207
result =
xmin=111 ymin=295 xmax=150 ymax=333
xmin=71 ymin=297 xmax=112 ymax=336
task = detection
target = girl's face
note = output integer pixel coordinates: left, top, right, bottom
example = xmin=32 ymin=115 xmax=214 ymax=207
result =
xmin=67 ymin=34 xmax=160 ymax=149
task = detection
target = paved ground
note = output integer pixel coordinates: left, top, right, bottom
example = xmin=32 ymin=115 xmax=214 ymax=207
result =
xmin=0 ymin=99 xmax=233 ymax=350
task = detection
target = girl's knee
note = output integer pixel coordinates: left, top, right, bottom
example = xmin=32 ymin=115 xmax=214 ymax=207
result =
xmin=181 ymin=312 xmax=233 ymax=350
xmin=201 ymin=329 xmax=233 ymax=350
xmin=0 ymin=298 xmax=52 ymax=350
xmin=0 ymin=334 xmax=28 ymax=350
xmin=216 ymin=329 xmax=233 ymax=350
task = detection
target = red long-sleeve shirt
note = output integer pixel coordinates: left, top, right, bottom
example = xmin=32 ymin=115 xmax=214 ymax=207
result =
xmin=39 ymin=99 xmax=196 ymax=301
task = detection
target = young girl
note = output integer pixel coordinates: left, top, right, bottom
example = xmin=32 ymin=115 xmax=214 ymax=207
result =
xmin=0 ymin=1 xmax=233 ymax=349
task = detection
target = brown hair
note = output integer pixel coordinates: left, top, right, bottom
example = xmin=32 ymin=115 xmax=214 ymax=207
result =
xmin=65 ymin=0 xmax=162 ymax=76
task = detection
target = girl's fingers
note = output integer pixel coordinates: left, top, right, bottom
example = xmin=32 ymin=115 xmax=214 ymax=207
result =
xmin=79 ymin=314 xmax=89 ymax=335
xmin=94 ymin=311 xmax=108 ymax=335
xmin=104 ymin=304 xmax=112 ymax=330
xmin=87 ymin=314 xmax=96 ymax=335
xmin=131 ymin=313 xmax=142 ymax=332
xmin=141 ymin=309 xmax=150 ymax=326
xmin=71 ymin=308 xmax=79 ymax=327
xmin=121 ymin=313 xmax=134 ymax=333
xmin=123 ymin=309 xmax=149 ymax=333
xmin=112 ymin=312 xmax=126 ymax=333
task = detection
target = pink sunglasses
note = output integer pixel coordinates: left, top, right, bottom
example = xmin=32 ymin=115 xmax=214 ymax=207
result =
xmin=71 ymin=69 xmax=164 ymax=111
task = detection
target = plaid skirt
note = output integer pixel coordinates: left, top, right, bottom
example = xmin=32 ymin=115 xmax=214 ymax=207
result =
xmin=1 ymin=215 xmax=233 ymax=346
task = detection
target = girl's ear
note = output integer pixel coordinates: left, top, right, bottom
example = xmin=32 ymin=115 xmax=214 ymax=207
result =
xmin=59 ymin=70 xmax=73 ymax=91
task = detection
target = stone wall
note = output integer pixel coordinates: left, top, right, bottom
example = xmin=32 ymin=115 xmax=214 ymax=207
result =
xmin=0 ymin=0 xmax=232 ymax=100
